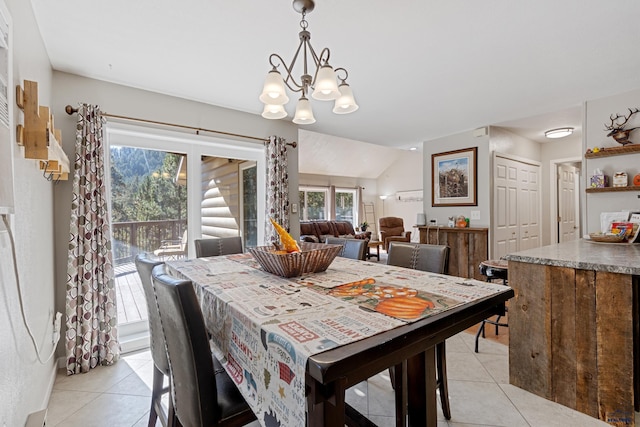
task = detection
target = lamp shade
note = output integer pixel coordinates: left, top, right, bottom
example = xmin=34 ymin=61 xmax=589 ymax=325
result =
xmin=332 ymin=82 xmax=359 ymax=114
xmin=259 ymin=69 xmax=289 ymax=105
xmin=311 ymin=65 xmax=340 ymax=100
xmin=261 ymin=104 xmax=288 ymax=120
xmin=293 ymin=96 xmax=316 ymax=124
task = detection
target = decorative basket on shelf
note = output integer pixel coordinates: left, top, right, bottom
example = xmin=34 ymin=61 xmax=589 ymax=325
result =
xmin=588 ymin=233 xmax=626 ymax=243
xmin=249 ymin=242 xmax=342 ymax=277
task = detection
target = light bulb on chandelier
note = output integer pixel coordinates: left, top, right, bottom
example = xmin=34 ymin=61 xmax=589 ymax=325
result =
xmin=259 ymin=0 xmax=358 ymax=123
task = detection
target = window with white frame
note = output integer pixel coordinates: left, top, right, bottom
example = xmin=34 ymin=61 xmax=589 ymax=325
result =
xmin=299 ymin=187 xmax=328 ymax=221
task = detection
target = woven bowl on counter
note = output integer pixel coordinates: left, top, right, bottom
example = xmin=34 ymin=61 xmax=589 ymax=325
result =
xmin=249 ymin=242 xmax=342 ymax=277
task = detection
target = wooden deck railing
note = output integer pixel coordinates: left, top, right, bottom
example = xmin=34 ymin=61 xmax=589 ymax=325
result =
xmin=112 ymin=219 xmax=187 ymax=265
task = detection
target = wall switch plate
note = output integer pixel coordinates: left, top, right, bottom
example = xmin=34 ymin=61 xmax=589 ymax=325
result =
xmin=291 ymin=203 xmax=298 ymax=214
xmin=471 ymin=210 xmax=481 ymax=220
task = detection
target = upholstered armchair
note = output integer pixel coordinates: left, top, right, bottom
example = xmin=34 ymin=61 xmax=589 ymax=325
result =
xmin=378 ymin=217 xmax=411 ymax=251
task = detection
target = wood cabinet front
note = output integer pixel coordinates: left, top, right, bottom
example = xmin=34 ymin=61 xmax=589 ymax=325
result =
xmin=418 ymin=227 xmax=488 ymax=280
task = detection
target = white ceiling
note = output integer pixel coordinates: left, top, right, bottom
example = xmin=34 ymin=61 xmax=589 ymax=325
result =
xmin=29 ymin=0 xmax=640 ymax=151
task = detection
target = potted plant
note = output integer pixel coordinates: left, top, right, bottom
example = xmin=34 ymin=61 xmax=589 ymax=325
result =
xmin=359 ymin=221 xmax=369 ymax=232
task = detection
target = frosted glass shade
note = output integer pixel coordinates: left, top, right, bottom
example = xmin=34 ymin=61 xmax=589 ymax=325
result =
xmin=332 ymin=83 xmax=359 ymax=114
xmin=293 ymin=97 xmax=316 ymax=124
xmin=311 ymin=65 xmax=340 ymax=100
xmin=261 ymin=104 xmax=287 ymax=120
xmin=259 ymin=70 xmax=289 ymax=105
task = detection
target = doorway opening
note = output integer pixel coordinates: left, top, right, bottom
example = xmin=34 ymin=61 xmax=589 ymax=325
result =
xmin=551 ymin=158 xmax=582 ymax=244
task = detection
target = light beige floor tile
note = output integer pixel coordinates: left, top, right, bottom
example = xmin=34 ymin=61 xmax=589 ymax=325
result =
xmin=474 ymin=353 xmax=509 ymax=384
xmin=500 ymin=383 xmax=610 ymax=427
xmin=346 ymin=380 xmax=369 ymax=416
xmin=106 ymin=368 xmax=154 ymax=397
xmin=459 ymin=331 xmax=508 ymax=356
xmin=445 ymin=333 xmax=469 ymax=353
xmin=53 ymin=360 xmax=142 ymax=393
xmin=49 ymin=393 xmax=150 ymax=427
xmin=45 ymin=389 xmax=101 ymax=426
xmin=446 ymin=352 xmax=494 ymax=382
xmin=447 ymin=380 xmax=528 ymax=426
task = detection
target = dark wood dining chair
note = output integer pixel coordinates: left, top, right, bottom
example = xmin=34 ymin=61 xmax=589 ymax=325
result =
xmin=151 ymin=264 xmax=257 ymax=427
xmin=134 ymin=253 xmax=173 ymax=427
xmin=386 ymin=241 xmax=452 ymax=420
xmin=325 ymin=236 xmax=367 ymax=260
xmin=194 ymin=236 xmax=243 ymax=258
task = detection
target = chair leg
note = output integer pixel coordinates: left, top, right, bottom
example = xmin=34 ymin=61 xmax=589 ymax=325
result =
xmin=474 ymin=321 xmax=486 ymax=353
xmin=494 ymin=315 xmax=502 ymax=335
xmin=388 ymin=366 xmax=396 ymax=390
xmin=149 ymin=365 xmax=165 ymax=427
xmin=436 ymin=341 xmax=451 ymax=420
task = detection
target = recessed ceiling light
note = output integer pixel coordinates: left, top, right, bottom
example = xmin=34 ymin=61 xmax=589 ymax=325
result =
xmin=545 ymin=127 xmax=574 ymax=139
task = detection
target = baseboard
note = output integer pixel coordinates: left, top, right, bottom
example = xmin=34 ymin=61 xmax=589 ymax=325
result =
xmin=24 ymin=409 xmax=47 ymax=427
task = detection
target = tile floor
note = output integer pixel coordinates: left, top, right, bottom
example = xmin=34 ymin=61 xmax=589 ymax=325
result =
xmin=46 ymin=331 xmax=611 ymax=427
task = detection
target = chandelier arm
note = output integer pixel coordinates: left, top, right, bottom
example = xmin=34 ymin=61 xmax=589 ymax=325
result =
xmin=334 ymin=67 xmax=349 ymax=83
xmin=268 ymin=53 xmax=304 ymax=93
xmin=306 ymin=46 xmax=331 ymax=86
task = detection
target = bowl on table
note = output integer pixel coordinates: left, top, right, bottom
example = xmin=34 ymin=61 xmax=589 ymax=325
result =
xmin=249 ymin=242 xmax=342 ymax=277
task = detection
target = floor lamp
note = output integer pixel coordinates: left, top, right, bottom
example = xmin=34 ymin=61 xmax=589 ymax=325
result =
xmin=379 ymin=195 xmax=387 ymax=217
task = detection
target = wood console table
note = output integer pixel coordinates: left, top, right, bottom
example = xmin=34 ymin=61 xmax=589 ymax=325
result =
xmin=417 ymin=226 xmax=488 ymax=280
xmin=505 ymin=240 xmax=640 ymax=426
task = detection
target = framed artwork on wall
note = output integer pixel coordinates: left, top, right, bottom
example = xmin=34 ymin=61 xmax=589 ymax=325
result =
xmin=432 ymin=147 xmax=477 ymax=207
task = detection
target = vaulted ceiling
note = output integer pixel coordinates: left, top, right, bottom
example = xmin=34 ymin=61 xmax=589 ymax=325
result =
xmin=30 ymin=0 xmax=640 ymax=149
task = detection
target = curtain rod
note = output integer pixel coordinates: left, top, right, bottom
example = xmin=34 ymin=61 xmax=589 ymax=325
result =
xmin=64 ymin=105 xmax=297 ymax=148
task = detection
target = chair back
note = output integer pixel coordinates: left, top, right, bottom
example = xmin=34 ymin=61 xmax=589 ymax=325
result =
xmin=134 ymin=253 xmax=169 ymax=375
xmin=325 ymin=237 xmax=366 ymax=260
xmin=194 ymin=236 xmax=243 ymax=258
xmin=379 ymin=217 xmax=405 ymax=235
xmin=151 ymin=264 xmax=219 ymax=427
xmin=387 ymin=242 xmax=450 ymax=274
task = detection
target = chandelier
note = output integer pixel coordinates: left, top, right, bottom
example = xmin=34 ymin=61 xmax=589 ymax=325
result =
xmin=259 ymin=0 xmax=358 ymax=124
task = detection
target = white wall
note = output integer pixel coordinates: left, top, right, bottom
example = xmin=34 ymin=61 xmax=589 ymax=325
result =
xmin=584 ymin=88 xmax=640 ymax=233
xmin=51 ymin=71 xmax=300 ymax=356
xmin=423 ymin=130 xmax=491 ymax=228
xmin=0 ymin=0 xmax=56 ymax=425
xmin=377 ymin=150 xmax=423 ymax=241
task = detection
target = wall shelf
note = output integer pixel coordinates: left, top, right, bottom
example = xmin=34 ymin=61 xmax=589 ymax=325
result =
xmin=585 ymin=144 xmax=640 ymax=158
xmin=585 ymin=186 xmax=640 ymax=193
xmin=15 ymin=79 xmax=69 ymax=180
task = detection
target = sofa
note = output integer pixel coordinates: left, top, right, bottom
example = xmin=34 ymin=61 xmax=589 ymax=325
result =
xmin=300 ymin=220 xmax=371 ymax=243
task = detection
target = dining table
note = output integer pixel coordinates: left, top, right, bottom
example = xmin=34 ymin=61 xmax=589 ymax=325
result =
xmin=167 ymin=253 xmax=513 ymax=427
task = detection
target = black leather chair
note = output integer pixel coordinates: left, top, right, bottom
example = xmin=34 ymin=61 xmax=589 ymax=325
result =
xmin=194 ymin=236 xmax=243 ymax=258
xmin=386 ymin=242 xmax=452 ymax=420
xmin=324 ymin=237 xmax=366 ymax=261
xmin=151 ymin=264 xmax=256 ymax=427
xmin=134 ymin=253 xmax=173 ymax=427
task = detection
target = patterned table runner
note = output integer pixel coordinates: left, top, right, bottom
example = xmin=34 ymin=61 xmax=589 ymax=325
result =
xmin=168 ymin=254 xmax=509 ymax=427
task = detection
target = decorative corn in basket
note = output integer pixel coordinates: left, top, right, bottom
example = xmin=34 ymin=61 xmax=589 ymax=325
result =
xmin=249 ymin=242 xmax=342 ymax=277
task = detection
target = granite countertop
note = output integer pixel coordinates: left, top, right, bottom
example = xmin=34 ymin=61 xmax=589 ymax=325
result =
xmin=503 ymin=239 xmax=640 ymax=275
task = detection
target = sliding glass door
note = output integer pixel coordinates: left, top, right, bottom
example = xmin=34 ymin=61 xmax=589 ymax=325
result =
xmin=105 ymin=123 xmax=265 ymax=352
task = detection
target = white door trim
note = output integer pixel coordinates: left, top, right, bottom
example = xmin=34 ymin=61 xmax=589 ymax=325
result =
xmin=549 ymin=156 xmax=582 ymax=244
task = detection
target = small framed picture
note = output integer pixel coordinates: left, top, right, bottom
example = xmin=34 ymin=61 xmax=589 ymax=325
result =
xmin=432 ymin=147 xmax=477 ymax=207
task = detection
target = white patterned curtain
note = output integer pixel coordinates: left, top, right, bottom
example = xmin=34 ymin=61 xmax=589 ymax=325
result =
xmin=65 ymin=103 xmax=119 ymax=374
xmin=265 ymin=136 xmax=290 ymax=244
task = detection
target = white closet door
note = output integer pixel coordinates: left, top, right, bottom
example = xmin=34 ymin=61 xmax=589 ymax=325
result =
xmin=493 ymin=153 xmax=541 ymax=258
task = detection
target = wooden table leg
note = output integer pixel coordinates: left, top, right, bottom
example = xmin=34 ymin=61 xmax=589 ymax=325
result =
xmin=306 ymin=373 xmax=347 ymax=427
xmin=407 ymin=347 xmax=437 ymax=427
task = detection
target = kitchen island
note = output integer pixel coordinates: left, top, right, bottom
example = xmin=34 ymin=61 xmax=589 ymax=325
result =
xmin=505 ymin=240 xmax=640 ymax=426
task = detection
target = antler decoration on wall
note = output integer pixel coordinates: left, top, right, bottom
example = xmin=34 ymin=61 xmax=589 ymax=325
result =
xmin=604 ymin=107 xmax=639 ymax=145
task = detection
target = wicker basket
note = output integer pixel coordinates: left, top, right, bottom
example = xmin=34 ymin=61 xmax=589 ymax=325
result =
xmin=249 ymin=242 xmax=342 ymax=277
xmin=588 ymin=233 xmax=626 ymax=243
